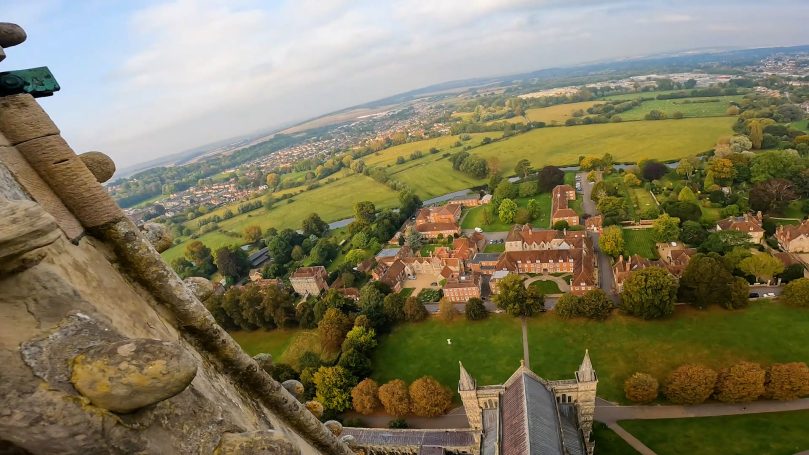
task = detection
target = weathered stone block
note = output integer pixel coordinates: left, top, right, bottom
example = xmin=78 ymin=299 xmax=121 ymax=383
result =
xmin=0 ymin=93 xmax=60 ymax=145
xmin=213 ymin=430 xmax=301 ymax=455
xmin=0 ymin=199 xmax=60 ymax=274
xmin=141 ymin=222 xmax=173 ymax=253
xmin=70 ymin=338 xmax=197 ymax=413
xmin=184 ymin=276 xmax=214 ymax=301
xmin=78 ymin=151 xmax=116 ymax=183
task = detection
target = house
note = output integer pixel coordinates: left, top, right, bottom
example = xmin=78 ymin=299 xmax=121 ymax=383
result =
xmin=414 ymin=204 xmax=462 ymax=239
xmin=469 ymin=253 xmax=501 ymax=275
xmin=776 ymin=220 xmax=809 ymax=253
xmin=551 ymin=184 xmax=579 ymax=226
xmin=612 ymin=245 xmax=696 ymax=293
xmin=289 ymin=266 xmax=329 ymax=296
xmin=585 ymin=215 xmax=603 ymax=233
xmin=489 ymin=269 xmax=510 ymax=294
xmin=716 ymin=213 xmax=765 ymax=244
xmin=443 ymin=274 xmax=482 ymax=302
xmin=505 ymin=224 xmax=588 ymax=252
xmin=335 ymin=287 xmax=360 ymax=301
xmin=372 ymin=259 xmax=409 ymax=292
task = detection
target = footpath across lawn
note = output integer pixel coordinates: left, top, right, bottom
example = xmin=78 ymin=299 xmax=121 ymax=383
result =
xmin=620 ymin=411 xmax=809 ymax=455
xmin=371 ymin=302 xmax=809 ymax=402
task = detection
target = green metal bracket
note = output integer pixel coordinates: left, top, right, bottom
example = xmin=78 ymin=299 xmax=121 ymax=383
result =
xmin=0 ymin=66 xmax=60 ymax=97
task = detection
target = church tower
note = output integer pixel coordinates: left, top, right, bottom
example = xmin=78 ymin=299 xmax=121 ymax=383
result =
xmin=458 ymin=361 xmax=482 ymax=430
xmin=575 ymin=349 xmax=598 ymax=455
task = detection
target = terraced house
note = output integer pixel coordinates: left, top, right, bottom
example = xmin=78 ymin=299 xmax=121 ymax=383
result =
xmin=551 ymin=184 xmax=579 ymax=226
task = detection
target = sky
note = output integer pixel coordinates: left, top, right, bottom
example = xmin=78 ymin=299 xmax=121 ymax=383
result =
xmin=1 ymin=0 xmax=808 ymax=169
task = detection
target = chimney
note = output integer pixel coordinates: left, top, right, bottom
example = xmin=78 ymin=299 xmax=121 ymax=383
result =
xmin=756 ymin=211 xmax=763 ymax=222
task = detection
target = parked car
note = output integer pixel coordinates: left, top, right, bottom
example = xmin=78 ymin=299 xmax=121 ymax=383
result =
xmin=430 ymin=282 xmax=438 ymax=286
xmin=765 ymin=292 xmax=776 ymax=298
xmin=749 ymin=292 xmax=759 ymax=298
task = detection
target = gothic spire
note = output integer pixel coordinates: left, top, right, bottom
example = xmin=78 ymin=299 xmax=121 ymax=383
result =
xmin=577 ymin=349 xmax=597 ymax=382
xmin=459 ymin=361 xmax=476 ymax=391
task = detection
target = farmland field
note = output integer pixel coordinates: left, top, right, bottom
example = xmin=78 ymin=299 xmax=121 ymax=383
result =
xmin=621 ymin=411 xmax=809 ymax=455
xmin=608 ymin=95 xmax=744 ymax=121
xmin=622 ymin=228 xmax=659 ymax=259
xmin=363 ymin=133 xmax=496 ymax=167
xmin=490 ymin=101 xmax=600 ymax=125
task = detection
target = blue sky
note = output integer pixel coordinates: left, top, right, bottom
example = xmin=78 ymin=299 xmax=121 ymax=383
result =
xmin=1 ymin=0 xmax=808 ymax=169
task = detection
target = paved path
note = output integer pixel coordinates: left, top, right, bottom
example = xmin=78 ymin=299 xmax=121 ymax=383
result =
xmin=578 ymin=171 xmax=597 ymax=216
xmin=523 ymin=274 xmax=570 ymax=292
xmin=521 ymin=317 xmax=530 ymax=370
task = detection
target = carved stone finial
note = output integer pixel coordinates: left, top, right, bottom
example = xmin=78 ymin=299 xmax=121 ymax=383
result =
xmin=324 ymin=420 xmax=343 ymax=437
xmin=282 ymin=379 xmax=305 ymax=400
xmin=252 ymin=352 xmax=273 ymax=372
xmin=0 ymin=23 xmax=26 ymax=48
xmin=70 ymin=338 xmax=197 ymax=413
xmin=338 ymin=435 xmax=356 ymax=447
xmin=140 ymin=222 xmax=173 ymax=252
xmin=184 ymin=276 xmax=213 ymax=301
xmin=79 ymin=151 xmax=116 ymax=183
xmin=305 ymin=400 xmax=324 ymax=419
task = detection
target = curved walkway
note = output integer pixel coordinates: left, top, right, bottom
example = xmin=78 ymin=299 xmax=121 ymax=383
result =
xmin=595 ymin=397 xmax=809 ymax=454
xmin=523 ymin=274 xmax=570 ymax=293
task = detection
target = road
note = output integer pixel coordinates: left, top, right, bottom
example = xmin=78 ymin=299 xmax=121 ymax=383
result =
xmin=578 ymin=171 xmax=597 ymax=216
xmin=577 ymin=172 xmax=619 ymax=302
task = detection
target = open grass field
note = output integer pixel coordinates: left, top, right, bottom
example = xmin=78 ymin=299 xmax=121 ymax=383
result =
xmin=162 ymin=174 xmax=400 ymax=263
xmin=487 ymin=101 xmax=600 ymax=125
xmin=363 ymin=133 xmax=495 ymax=167
xmin=464 ymin=117 xmax=734 ymax=173
xmin=790 ymin=119 xmax=809 ymax=133
xmin=593 ymin=422 xmax=640 ymax=455
xmin=700 ymin=206 xmax=722 ymax=224
xmin=370 ymin=302 xmax=809 ymax=402
xmin=620 ymin=411 xmax=809 ymax=455
xmin=483 ymin=243 xmax=505 ymax=253
xmin=230 ymin=329 xmax=299 ymax=359
xmin=461 ymin=194 xmax=552 ymax=231
xmin=609 ymin=95 xmax=743 ymax=121
xmin=622 ymin=228 xmax=659 ymax=259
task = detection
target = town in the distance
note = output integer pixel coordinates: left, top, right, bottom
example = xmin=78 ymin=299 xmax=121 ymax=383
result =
xmin=104 ymin=47 xmax=809 ymax=454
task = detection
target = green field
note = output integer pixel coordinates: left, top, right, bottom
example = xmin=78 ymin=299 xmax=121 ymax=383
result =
xmin=369 ymin=302 xmax=809 ymax=402
xmin=483 ymin=243 xmax=505 ymax=253
xmin=621 ymin=411 xmax=809 ymax=455
xmin=230 ymin=329 xmax=298 ymax=359
xmin=363 ymin=133 xmax=495 ymax=167
xmin=609 ymin=95 xmax=743 ymax=121
xmin=593 ymin=422 xmax=641 ymax=455
xmin=528 ymin=279 xmax=562 ymax=294
xmin=622 ymin=229 xmax=659 ymax=259
xmin=162 ymin=174 xmax=400 ymax=262
xmin=461 ymin=194 xmax=552 ymax=231
xmin=629 ymin=188 xmax=657 ymax=216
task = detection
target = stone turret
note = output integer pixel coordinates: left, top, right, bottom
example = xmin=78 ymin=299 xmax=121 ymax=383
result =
xmin=458 ymin=361 xmax=482 ymax=430
xmin=575 ymin=349 xmax=599 ymax=455
xmin=0 ymin=22 xmax=351 ymax=455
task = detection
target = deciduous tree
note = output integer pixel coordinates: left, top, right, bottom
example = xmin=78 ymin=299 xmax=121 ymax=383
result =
xmin=437 ymin=298 xmax=459 ymax=322
xmin=537 ymin=165 xmax=564 ymax=192
xmin=664 ymin=364 xmax=718 ymax=405
xmin=651 ymin=214 xmax=681 ymax=242
xmin=765 ymin=362 xmax=809 ymax=400
xmin=738 ymin=254 xmax=784 ymax=284
xmin=749 ymin=179 xmax=798 ymax=213
xmin=243 ymin=225 xmax=262 ymax=243
xmin=498 ymin=198 xmax=518 ymax=224
xmin=302 ymin=213 xmax=329 ymax=237
xmin=782 ymin=278 xmax=809 ymax=308
xmin=598 ymin=225 xmax=624 ymax=258
xmin=352 ymin=378 xmax=381 ymax=415
xmin=493 ymin=274 xmax=544 ymax=317
xmin=378 ymin=379 xmax=410 ymax=417
xmin=403 ymin=296 xmax=429 ymax=322
xmin=409 ymin=377 xmax=452 ymax=417
xmin=318 ymin=308 xmax=353 ymax=353
xmin=514 ymin=159 xmax=532 ymax=179
xmin=680 ymin=254 xmax=737 ymax=309
xmin=624 ymin=372 xmax=659 ymax=403
xmin=313 ymin=366 xmax=356 ymax=412
xmin=620 ymin=267 xmax=678 ymax=319
xmin=715 ymin=361 xmax=765 ymax=403
xmin=465 ymin=297 xmax=488 ymax=320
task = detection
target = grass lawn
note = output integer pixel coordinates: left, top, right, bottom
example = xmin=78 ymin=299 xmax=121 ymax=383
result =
xmin=229 ymin=329 xmax=298 ymax=359
xmin=483 ymin=243 xmax=505 ymax=253
xmin=420 ymin=244 xmax=440 ymax=256
xmin=371 ymin=302 xmax=809 ymax=402
xmin=399 ymin=288 xmax=415 ymax=298
xmin=780 ymin=200 xmax=808 ymax=219
xmin=789 ymin=119 xmax=808 ymax=133
xmin=629 ymin=187 xmax=657 ymax=216
xmin=609 ymin=95 xmax=743 ymax=121
xmin=592 ymin=422 xmax=640 ymax=455
xmin=363 ymin=133 xmax=495 ymax=167
xmin=528 ymin=279 xmax=562 ymax=294
xmin=500 ymin=101 xmax=601 ymax=125
xmin=620 ymin=411 xmax=809 ymax=455
xmin=461 ymin=194 xmax=552 ymax=231
xmin=622 ymin=229 xmax=659 ymax=259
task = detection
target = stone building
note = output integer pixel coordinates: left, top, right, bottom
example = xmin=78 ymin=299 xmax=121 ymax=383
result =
xmin=776 ymin=220 xmax=809 ymax=253
xmin=0 ymin=26 xmax=352 ymax=454
xmin=551 ymin=184 xmax=579 ymax=226
xmin=342 ymin=353 xmax=598 ymax=454
xmin=443 ymin=274 xmax=482 ymax=302
xmin=290 ymin=265 xmax=330 ymax=296
xmin=715 ymin=213 xmax=765 ymax=244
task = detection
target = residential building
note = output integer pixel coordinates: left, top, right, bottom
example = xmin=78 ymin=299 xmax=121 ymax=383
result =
xmin=414 ymin=203 xmax=463 ymax=238
xmin=343 ymin=354 xmax=598 ymax=454
xmin=489 ymin=270 xmax=510 ymax=294
xmin=612 ymin=244 xmax=696 ymax=293
xmin=443 ymin=274 xmax=482 ymax=302
xmin=289 ymin=266 xmax=329 ymax=296
xmin=776 ymin=220 xmax=809 ymax=253
xmin=469 ymin=253 xmax=502 ymax=275
xmin=551 ymin=184 xmax=579 ymax=226
xmin=585 ymin=215 xmax=603 ymax=233
xmin=716 ymin=213 xmax=765 ymax=244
